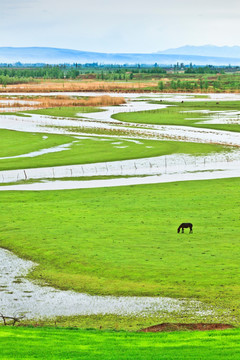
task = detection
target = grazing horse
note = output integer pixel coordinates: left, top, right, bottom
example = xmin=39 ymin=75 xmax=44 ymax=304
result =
xmin=177 ymin=223 xmax=193 ymax=233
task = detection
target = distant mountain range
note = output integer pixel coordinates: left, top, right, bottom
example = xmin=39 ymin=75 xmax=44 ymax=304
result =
xmin=0 ymin=46 xmax=240 ymax=65
xmin=158 ymin=45 xmax=240 ymax=59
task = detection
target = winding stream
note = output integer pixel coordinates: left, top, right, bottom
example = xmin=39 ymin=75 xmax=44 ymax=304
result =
xmin=0 ymin=92 xmax=239 ymax=190
xmin=0 ymin=150 xmax=239 ymax=189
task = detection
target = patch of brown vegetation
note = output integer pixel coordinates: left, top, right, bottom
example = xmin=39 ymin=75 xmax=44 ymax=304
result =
xmin=2 ymin=79 xmax=238 ymax=94
xmin=140 ymin=323 xmax=234 ymax=332
xmin=0 ymin=80 xmax=158 ymax=93
xmin=0 ymin=95 xmax=125 ymax=111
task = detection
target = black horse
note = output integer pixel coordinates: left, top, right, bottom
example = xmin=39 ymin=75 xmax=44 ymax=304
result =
xmin=177 ymin=223 xmax=193 ymax=233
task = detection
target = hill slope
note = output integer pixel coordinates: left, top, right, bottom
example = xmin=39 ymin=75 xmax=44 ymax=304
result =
xmin=0 ymin=47 xmax=240 ymax=65
xmin=159 ymin=45 xmax=240 ymax=59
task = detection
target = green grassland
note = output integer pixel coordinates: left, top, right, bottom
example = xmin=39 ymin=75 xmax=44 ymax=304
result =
xmin=1 ymin=100 xmax=240 ymax=352
xmin=0 ymin=129 xmax=72 ymax=158
xmin=112 ymin=101 xmax=240 ymax=132
xmin=0 ymin=178 xmax=239 ymax=322
xmin=1 ymin=327 xmax=240 ymax=360
xmin=25 ymin=106 xmax=104 ymax=118
xmin=0 ymin=106 xmax=102 ymax=118
xmin=0 ymin=129 xmax=227 ymax=171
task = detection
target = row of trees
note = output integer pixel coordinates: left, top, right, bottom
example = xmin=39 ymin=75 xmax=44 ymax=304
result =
xmin=0 ymin=65 xmax=223 ymax=81
xmin=0 ymin=67 xmax=80 ymax=80
xmin=185 ymin=65 xmax=220 ymax=74
xmin=158 ymin=80 xmax=209 ymax=91
xmin=0 ymin=75 xmax=29 ymax=86
xmin=96 ymin=71 xmax=134 ymax=81
xmin=158 ymin=78 xmax=240 ymax=91
xmin=0 ymin=67 xmax=161 ymax=81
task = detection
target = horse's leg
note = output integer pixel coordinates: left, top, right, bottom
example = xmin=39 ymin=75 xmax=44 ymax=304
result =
xmin=182 ymin=227 xmax=184 ymax=233
xmin=190 ymin=226 xmax=193 ymax=233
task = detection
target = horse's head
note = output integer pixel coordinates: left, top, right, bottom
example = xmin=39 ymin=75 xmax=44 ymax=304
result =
xmin=177 ymin=228 xmax=180 ymax=233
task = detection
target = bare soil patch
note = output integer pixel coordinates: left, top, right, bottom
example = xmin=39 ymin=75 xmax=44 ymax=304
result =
xmin=140 ymin=323 xmax=234 ymax=332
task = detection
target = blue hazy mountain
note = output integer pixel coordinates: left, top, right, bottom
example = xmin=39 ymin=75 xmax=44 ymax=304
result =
xmin=0 ymin=46 xmax=240 ymax=65
xmin=159 ymin=45 xmax=240 ymax=59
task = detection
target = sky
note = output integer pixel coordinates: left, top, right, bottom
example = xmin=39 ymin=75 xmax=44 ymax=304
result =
xmin=1 ymin=0 xmax=240 ymax=53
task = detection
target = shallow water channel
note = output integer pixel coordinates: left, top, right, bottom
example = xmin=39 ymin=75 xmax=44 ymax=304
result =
xmin=0 ymin=150 xmax=239 ymax=190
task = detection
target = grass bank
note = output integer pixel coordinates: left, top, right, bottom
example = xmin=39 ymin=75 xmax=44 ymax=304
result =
xmin=0 ymin=129 xmax=226 ymax=171
xmin=0 ymin=327 xmax=240 ymax=359
xmin=112 ymin=100 xmax=240 ymax=132
xmin=25 ymin=105 xmax=104 ymax=117
xmin=0 ymin=129 xmax=72 ymax=158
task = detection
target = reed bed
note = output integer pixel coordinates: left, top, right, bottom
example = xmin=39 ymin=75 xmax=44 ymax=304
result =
xmin=0 ymin=95 xmax=125 ymax=111
xmin=0 ymin=80 xmax=158 ymax=93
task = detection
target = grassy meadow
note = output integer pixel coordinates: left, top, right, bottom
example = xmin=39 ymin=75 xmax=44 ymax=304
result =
xmin=0 ymin=128 xmax=227 ymax=171
xmin=1 ymin=327 xmax=240 ymax=360
xmin=0 ymin=129 xmax=71 ymax=158
xmin=25 ymin=105 xmax=104 ymax=117
xmin=0 ymin=178 xmax=239 ymax=323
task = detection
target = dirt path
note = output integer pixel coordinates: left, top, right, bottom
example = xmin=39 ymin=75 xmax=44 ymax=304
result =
xmin=140 ymin=323 xmax=234 ymax=332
